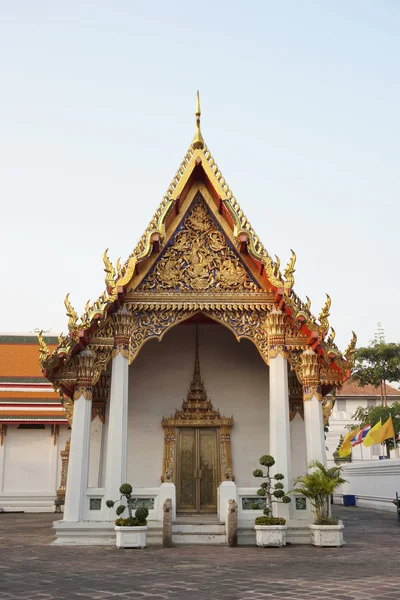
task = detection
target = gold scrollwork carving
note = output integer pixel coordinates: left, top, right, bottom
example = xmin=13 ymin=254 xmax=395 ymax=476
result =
xmin=139 ymin=197 xmax=260 ymax=294
xmin=266 ymin=307 xmax=287 ymax=361
xmin=113 ymin=311 xmax=133 ymax=359
xmin=301 ymin=348 xmax=322 ymax=402
xmin=73 ymin=350 xmax=95 ymax=400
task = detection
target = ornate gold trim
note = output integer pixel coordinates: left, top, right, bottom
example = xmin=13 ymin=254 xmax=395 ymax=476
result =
xmin=51 ymin=424 xmax=60 ymax=445
xmin=0 ymin=424 xmax=7 ymax=446
xmin=56 ymin=439 xmax=70 ymax=504
xmin=113 ymin=311 xmax=133 ymax=359
xmin=301 ymin=348 xmax=322 ymax=402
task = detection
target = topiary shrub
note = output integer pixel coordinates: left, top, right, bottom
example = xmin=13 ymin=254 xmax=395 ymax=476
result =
xmin=255 ymin=510 xmax=286 ymax=526
xmin=106 ymin=483 xmax=149 ymax=527
xmin=252 ymin=454 xmax=291 ymax=525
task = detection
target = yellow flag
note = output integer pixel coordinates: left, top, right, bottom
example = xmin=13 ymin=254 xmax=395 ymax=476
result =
xmin=363 ymin=420 xmax=382 ymax=447
xmin=338 ymin=427 xmax=359 ymax=457
xmin=370 ymin=415 xmax=395 ymax=444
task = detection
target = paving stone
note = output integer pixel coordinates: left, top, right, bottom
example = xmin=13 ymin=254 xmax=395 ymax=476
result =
xmin=1 ymin=508 xmax=400 ymax=599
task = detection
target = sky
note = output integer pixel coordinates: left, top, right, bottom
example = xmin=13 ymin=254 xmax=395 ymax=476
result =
xmin=0 ymin=1 xmax=399 ymax=352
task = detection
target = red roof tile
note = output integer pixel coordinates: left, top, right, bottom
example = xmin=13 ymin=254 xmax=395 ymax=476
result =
xmin=338 ymin=379 xmax=400 ymax=397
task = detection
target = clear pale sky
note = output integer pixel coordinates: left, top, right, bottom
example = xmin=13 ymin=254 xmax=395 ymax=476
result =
xmin=1 ymin=1 xmax=399 ymax=352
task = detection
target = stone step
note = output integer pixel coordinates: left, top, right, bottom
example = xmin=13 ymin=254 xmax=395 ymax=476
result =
xmin=172 ymin=531 xmax=226 ymax=545
xmin=173 ymin=523 xmax=225 ymax=534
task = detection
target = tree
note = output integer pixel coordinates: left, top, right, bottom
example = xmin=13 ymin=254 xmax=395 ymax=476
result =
xmin=332 ymin=434 xmax=352 ymax=465
xmin=351 ymin=403 xmax=400 ymax=455
xmin=352 ymin=324 xmax=400 ymax=406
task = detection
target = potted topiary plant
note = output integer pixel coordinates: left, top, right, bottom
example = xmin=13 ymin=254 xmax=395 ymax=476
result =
xmin=252 ymin=455 xmax=291 ymax=547
xmin=106 ymin=483 xmax=149 ymax=548
xmin=292 ymin=460 xmax=347 ymax=547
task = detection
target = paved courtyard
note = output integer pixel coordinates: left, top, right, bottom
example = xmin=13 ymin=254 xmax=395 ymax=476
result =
xmin=0 ymin=507 xmax=399 ymax=600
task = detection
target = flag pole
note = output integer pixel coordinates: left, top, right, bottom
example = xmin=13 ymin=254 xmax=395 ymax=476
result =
xmin=393 ymin=436 xmax=399 ymax=459
xmin=360 ymin=442 xmax=364 ymax=462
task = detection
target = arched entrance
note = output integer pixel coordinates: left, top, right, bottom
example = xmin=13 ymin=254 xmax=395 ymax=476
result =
xmin=126 ymin=316 xmax=269 ymax=515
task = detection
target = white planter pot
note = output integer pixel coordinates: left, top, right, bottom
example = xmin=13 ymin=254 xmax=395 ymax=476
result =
xmin=115 ymin=526 xmax=147 ymax=548
xmin=309 ymin=522 xmax=344 ymax=547
xmin=254 ymin=525 xmax=287 ymax=547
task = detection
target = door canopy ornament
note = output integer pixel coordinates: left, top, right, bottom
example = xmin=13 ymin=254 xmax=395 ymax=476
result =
xmin=161 ymin=328 xmax=233 ymax=483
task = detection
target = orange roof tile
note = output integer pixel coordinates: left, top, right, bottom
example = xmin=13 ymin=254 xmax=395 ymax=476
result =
xmin=338 ymin=379 xmax=400 ymax=397
xmin=0 ymin=343 xmax=57 ymax=379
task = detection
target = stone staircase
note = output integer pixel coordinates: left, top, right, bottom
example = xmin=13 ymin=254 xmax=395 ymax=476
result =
xmin=172 ymin=514 xmax=226 ymax=545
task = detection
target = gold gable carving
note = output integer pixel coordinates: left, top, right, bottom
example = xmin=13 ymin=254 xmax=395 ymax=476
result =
xmin=138 ymin=196 xmax=260 ymax=294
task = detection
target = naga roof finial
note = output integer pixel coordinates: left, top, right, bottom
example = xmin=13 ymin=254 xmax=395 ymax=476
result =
xmin=192 ymin=90 xmax=205 ymax=150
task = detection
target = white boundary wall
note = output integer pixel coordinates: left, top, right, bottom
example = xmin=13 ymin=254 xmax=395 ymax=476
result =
xmin=337 ymin=459 xmax=400 ymax=512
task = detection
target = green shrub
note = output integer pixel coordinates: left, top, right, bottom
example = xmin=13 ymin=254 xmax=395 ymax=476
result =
xmin=255 ymin=516 xmax=286 ymax=526
xmin=106 ymin=483 xmax=148 ymax=527
xmin=252 ymin=454 xmax=291 ymax=525
xmin=135 ymin=506 xmax=149 ymax=525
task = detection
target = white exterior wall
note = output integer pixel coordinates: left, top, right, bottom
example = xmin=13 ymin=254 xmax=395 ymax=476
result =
xmin=0 ymin=424 xmax=70 ymax=512
xmin=337 ymin=459 xmax=400 ymax=512
xmin=127 ymin=323 xmax=269 ymax=489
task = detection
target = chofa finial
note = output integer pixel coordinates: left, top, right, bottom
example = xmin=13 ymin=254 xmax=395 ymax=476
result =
xmin=192 ymin=90 xmax=204 ymax=150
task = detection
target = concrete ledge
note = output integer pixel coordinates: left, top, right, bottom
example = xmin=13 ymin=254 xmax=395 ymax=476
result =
xmin=238 ymin=522 xmax=312 ymax=545
xmin=53 ymin=520 xmax=163 ymax=546
xmin=0 ymin=493 xmax=56 ymax=513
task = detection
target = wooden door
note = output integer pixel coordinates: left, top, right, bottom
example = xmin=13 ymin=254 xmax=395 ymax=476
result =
xmin=176 ymin=428 xmax=218 ymax=513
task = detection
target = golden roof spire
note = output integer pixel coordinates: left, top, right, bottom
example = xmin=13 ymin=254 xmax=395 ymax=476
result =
xmin=192 ymin=90 xmax=205 ymax=150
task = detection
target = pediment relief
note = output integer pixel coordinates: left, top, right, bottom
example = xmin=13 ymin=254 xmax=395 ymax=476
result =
xmin=136 ymin=196 xmax=261 ymax=295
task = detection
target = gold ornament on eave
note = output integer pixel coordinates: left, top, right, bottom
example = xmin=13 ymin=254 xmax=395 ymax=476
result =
xmin=38 ymin=330 xmax=50 ymax=368
xmin=283 ymin=249 xmax=296 ymax=293
xmin=318 ymin=293 xmax=331 ymax=336
xmin=103 ymin=248 xmax=117 ymax=300
xmin=64 ymin=293 xmax=78 ymax=331
xmin=344 ymin=331 xmax=357 ymax=369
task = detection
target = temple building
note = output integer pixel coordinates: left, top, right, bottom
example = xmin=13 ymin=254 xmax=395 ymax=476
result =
xmin=0 ymin=334 xmax=69 ymax=512
xmin=38 ymin=94 xmax=356 ymax=545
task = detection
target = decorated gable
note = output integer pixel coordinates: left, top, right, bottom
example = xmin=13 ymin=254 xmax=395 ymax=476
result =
xmin=137 ymin=195 xmax=261 ymax=295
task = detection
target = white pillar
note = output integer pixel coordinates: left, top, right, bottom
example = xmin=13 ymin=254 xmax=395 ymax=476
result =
xmin=304 ymin=396 xmax=326 ymax=466
xmin=88 ymin=416 xmax=103 ymax=488
xmin=63 ymin=393 xmax=92 ymax=521
xmin=104 ymin=351 xmax=129 ymax=502
xmin=269 ymin=353 xmax=291 ymax=520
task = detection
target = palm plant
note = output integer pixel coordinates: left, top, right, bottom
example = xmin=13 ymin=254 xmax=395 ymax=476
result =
xmin=293 ymin=461 xmax=347 ymax=525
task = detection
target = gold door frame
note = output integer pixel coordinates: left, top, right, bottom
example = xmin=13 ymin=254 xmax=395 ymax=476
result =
xmin=176 ymin=427 xmax=220 ymax=513
xmin=161 ymin=420 xmax=233 ymax=486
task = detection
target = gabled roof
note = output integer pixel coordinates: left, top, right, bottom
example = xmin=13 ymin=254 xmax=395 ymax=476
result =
xmin=39 ymin=93 xmax=356 ymax=383
xmin=0 ymin=334 xmax=66 ymax=424
xmin=337 ymin=380 xmax=400 ymax=397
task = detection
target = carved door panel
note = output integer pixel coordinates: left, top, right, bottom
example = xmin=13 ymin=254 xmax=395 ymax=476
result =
xmin=177 ymin=428 xmax=218 ymax=513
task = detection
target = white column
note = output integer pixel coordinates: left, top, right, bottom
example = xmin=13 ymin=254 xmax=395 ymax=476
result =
xmin=302 ymin=348 xmax=326 ymax=467
xmin=269 ymin=353 xmax=291 ymax=520
xmin=104 ymin=351 xmax=129 ymax=502
xmin=304 ymin=397 xmax=326 ymax=466
xmin=48 ymin=426 xmax=60 ymax=495
xmin=63 ymin=393 xmax=92 ymax=521
xmin=88 ymin=416 xmax=104 ymax=488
